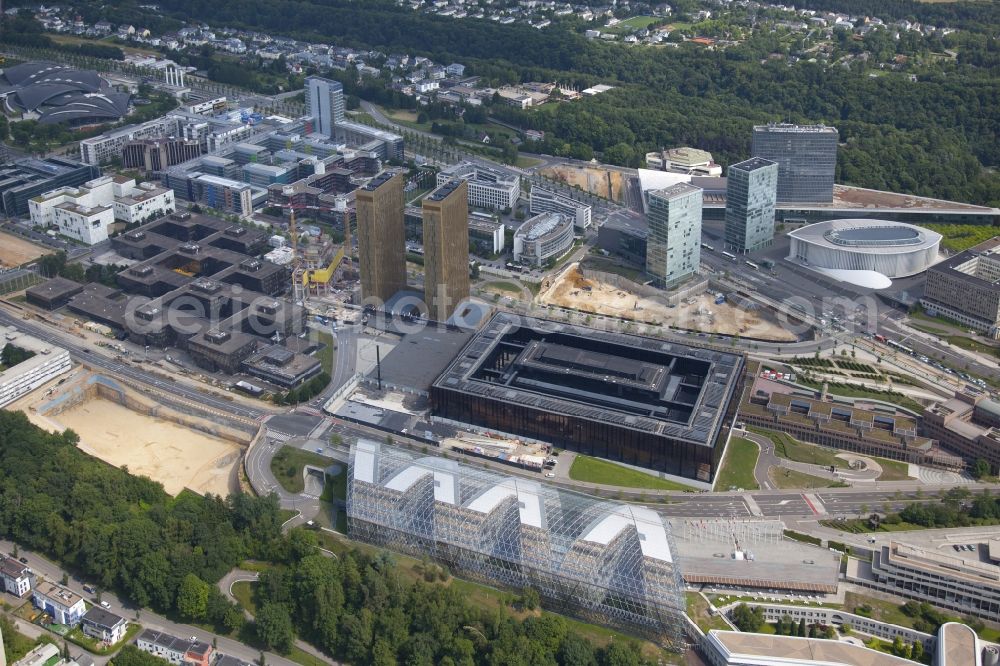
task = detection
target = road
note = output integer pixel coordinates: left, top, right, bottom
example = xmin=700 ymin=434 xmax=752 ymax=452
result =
xmin=0 ymin=539 xmax=308 ymax=666
xmin=0 ymin=307 xmax=270 ymax=421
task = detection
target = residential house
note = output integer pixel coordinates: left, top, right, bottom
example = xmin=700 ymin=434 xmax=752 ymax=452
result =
xmin=81 ymin=607 xmax=128 ymax=645
xmin=32 ymin=582 xmax=86 ymax=626
xmin=0 ymin=556 xmax=31 ymax=597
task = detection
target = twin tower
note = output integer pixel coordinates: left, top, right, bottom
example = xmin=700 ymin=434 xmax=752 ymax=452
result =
xmin=355 ymin=173 xmax=470 ymax=322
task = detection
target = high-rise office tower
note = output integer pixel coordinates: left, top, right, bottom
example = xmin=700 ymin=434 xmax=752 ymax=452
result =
xmin=304 ymin=76 xmax=345 ymax=137
xmin=725 ymin=157 xmax=778 ymax=253
xmin=356 ymin=172 xmax=407 ymax=303
xmin=422 ymin=179 xmax=470 ymax=321
xmin=646 ymin=182 xmax=703 ymax=288
xmin=751 ymin=123 xmax=838 ymax=203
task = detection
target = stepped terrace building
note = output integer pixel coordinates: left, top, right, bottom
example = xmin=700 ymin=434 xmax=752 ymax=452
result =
xmin=347 ymin=440 xmax=687 ymax=647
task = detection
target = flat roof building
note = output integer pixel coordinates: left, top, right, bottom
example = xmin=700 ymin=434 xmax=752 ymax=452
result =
xmin=431 ymin=313 xmax=745 ymax=482
xmin=725 ymin=157 xmax=778 ymax=253
xmin=751 ymin=123 xmax=838 ymax=204
xmin=529 ymin=186 xmax=592 ymax=230
xmin=923 ymin=388 xmax=1000 ymax=474
xmin=848 ymin=540 xmax=1000 ymax=623
xmin=0 ymin=327 xmax=72 ymax=408
xmin=0 ymin=157 xmax=100 ymax=217
xmin=305 ymin=75 xmax=345 ymax=137
xmin=423 ymin=179 xmax=470 ymax=321
xmin=646 ymin=182 xmax=702 ymax=288
xmin=26 ymin=277 xmax=84 ymax=310
xmin=356 ymin=172 xmax=407 ymax=304
xmin=437 ymin=162 xmax=520 ymax=211
xmin=513 ymin=212 xmax=575 ymax=267
xmin=921 ymin=237 xmax=1000 ymax=339
xmin=242 ymin=344 xmax=322 ymax=388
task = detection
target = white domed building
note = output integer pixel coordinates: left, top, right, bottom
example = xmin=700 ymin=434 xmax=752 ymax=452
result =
xmin=787 ymin=219 xmax=942 ymax=288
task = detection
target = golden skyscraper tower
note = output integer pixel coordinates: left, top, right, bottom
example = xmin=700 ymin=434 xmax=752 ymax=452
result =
xmin=355 ymin=172 xmax=407 ymax=304
xmin=422 ymin=179 xmax=469 ymax=321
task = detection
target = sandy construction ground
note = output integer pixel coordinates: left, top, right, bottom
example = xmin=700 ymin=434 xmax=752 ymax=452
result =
xmin=538 ymin=165 xmax=626 ymax=202
xmin=0 ymin=231 xmax=52 ymax=268
xmin=540 ymin=265 xmax=797 ymax=342
xmin=54 ymin=398 xmax=240 ymax=496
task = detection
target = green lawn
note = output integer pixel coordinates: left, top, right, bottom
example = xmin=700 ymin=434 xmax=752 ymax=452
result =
xmin=873 ymin=456 xmax=914 ymax=481
xmin=516 ymin=155 xmax=545 ymax=168
xmin=607 ymin=15 xmax=662 ymax=32
xmin=270 ymin=446 xmax=331 ymax=494
xmin=748 ymin=427 xmax=849 ymax=469
xmin=686 ymin=592 xmax=731 ymax=633
xmin=569 ymin=455 xmax=698 ymax=491
xmin=797 ymin=381 xmax=925 ymax=413
xmin=942 ymin=334 xmax=1000 ymax=361
xmin=918 ymin=224 xmax=999 ymax=252
xmin=66 ymin=623 xmax=142 ymax=655
xmin=715 ymin=437 xmax=760 ymax=491
xmin=482 ymin=280 xmax=524 ymax=294
xmin=769 ymin=467 xmax=846 ymax=490
xmin=231 ymin=581 xmax=257 ymax=615
xmin=314 ymin=330 xmax=335 ymax=374
xmin=288 ymin=646 xmax=332 ymax=666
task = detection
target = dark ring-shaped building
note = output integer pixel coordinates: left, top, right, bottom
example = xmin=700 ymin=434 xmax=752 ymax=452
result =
xmin=1 ymin=62 xmax=130 ymax=126
xmin=431 ymin=313 xmax=745 ymax=483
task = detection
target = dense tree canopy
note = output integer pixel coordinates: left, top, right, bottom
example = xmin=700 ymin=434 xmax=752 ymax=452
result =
xmin=0 ymin=410 xmax=285 ymax=615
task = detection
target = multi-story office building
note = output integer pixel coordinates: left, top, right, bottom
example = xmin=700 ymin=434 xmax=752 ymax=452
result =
xmin=305 ymin=75 xmax=345 ymax=137
xmin=0 ymin=157 xmax=100 ymax=217
xmin=333 ymin=121 xmax=404 ymax=162
xmin=122 ymin=138 xmax=203 ymax=173
xmin=437 ymin=162 xmax=520 ymax=210
xmin=29 ymin=175 xmax=174 ymax=240
xmin=751 ymin=123 xmax=838 ymax=203
xmin=646 ymin=183 xmax=702 ymax=288
xmin=724 ymin=157 xmax=778 ymax=253
xmin=849 ymin=541 xmax=1000 ymax=622
xmin=356 ymin=172 xmax=407 ymax=303
xmin=529 ymin=186 xmax=592 ymax=230
xmin=921 ymin=237 xmax=1000 ymax=339
xmin=422 ymin=179 xmax=470 ymax=321
xmin=0 ymin=327 xmax=72 ymax=408
xmin=80 ymin=117 xmax=174 ymax=165
xmin=468 ymin=213 xmax=505 ymax=255
xmin=513 ymin=212 xmax=575 ymax=267
xmin=923 ymin=388 xmax=1000 ymax=473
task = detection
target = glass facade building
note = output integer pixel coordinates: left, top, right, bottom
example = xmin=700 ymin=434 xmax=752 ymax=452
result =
xmin=304 ymin=76 xmax=345 ymax=138
xmin=646 ymin=183 xmax=702 ymax=288
xmin=751 ymin=123 xmax=838 ymax=204
xmin=725 ymin=157 xmax=778 ymax=253
xmin=347 ymin=440 xmax=687 ymax=647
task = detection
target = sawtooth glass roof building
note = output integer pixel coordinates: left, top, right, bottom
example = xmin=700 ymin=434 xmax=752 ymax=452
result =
xmin=348 ymin=440 xmax=686 ymax=647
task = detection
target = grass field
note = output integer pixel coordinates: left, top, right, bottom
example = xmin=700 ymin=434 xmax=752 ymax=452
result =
xmin=270 ymin=446 xmax=331 ymax=494
xmin=769 ymin=467 xmax=846 ymax=489
xmin=482 ymin=280 xmax=523 ymax=294
xmin=715 ymin=438 xmax=759 ymax=491
xmin=315 ymin=330 xmax=335 ymax=374
xmin=748 ymin=427 xmax=849 ymax=469
xmin=873 ymin=457 xmax=914 ymax=481
xmin=686 ymin=592 xmax=731 ymax=633
xmin=231 ymin=581 xmax=257 ymax=614
xmin=568 ymin=455 xmax=698 ymax=491
xmin=919 ymin=224 xmax=1000 ymax=251
xmin=607 ymin=15 xmax=662 ymax=33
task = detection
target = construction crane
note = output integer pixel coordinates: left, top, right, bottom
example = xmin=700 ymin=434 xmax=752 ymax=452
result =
xmin=278 ymin=190 xmax=354 ymax=305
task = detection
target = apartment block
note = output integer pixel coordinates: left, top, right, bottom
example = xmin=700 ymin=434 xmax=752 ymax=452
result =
xmin=32 ymin=581 xmax=86 ymax=626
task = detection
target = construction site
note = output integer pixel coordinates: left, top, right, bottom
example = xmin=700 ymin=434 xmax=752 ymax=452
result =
xmin=538 ymin=164 xmax=627 ymax=202
xmin=0 ymin=230 xmax=52 ymax=268
xmin=538 ymin=263 xmax=797 ymax=342
xmin=13 ymin=370 xmax=252 ymax=496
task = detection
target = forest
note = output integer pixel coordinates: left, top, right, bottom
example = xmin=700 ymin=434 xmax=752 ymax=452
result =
xmin=0 ymin=410 xmax=660 ymax=666
xmin=136 ymin=0 xmax=1000 ymax=206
